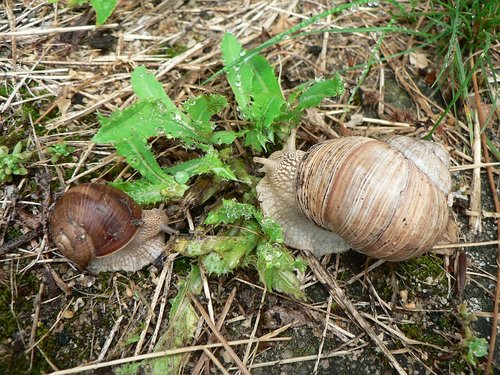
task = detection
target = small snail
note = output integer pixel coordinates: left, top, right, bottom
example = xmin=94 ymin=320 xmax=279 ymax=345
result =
xmin=254 ymin=133 xmax=452 ymax=261
xmin=49 ymin=183 xmax=172 ymax=273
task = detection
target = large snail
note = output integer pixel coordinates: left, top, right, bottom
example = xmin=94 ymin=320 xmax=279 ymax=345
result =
xmin=49 ymin=183 xmax=172 ymax=273
xmin=254 ymin=133 xmax=452 ymax=261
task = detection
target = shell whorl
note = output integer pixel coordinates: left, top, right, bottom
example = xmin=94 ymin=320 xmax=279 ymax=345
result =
xmin=295 ymin=136 xmax=451 ymax=261
xmin=49 ymin=184 xmax=169 ymax=272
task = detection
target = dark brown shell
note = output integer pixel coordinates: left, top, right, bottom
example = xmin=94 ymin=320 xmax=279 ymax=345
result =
xmin=49 ymin=183 xmax=142 ymax=267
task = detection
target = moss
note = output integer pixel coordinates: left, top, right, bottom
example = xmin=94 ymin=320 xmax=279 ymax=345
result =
xmin=449 ymin=358 xmax=467 ymax=373
xmin=160 ymin=44 xmax=187 ymax=58
xmin=5 ymin=227 xmax=24 ymax=242
xmin=400 ymin=321 xmax=448 ymax=347
xmin=399 ymin=254 xmax=444 ymax=280
xmin=173 ymin=257 xmax=193 ymax=276
xmin=397 ymin=253 xmax=447 ymax=297
xmin=0 ymin=272 xmax=47 ymax=374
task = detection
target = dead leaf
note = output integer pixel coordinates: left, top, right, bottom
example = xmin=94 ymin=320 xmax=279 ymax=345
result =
xmin=345 ymin=113 xmax=364 ymax=128
xmin=409 ymin=52 xmax=428 ymax=69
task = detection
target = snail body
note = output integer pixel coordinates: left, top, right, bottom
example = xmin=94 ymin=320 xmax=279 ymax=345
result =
xmin=49 ymin=183 xmax=171 ymax=273
xmin=254 ymin=134 xmax=451 ymax=261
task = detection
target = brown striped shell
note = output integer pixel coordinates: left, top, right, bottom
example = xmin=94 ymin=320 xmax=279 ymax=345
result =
xmin=49 ymin=183 xmax=170 ymax=272
xmin=254 ymin=135 xmax=451 ymax=261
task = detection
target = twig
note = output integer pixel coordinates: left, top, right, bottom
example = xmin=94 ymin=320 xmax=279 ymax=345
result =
xmin=0 ymin=24 xmax=119 ymax=38
xmin=242 ymin=286 xmax=266 ymax=367
xmin=468 ymin=107 xmax=482 ymax=233
xmin=5 ymin=0 xmax=17 ymax=66
xmin=234 ymin=343 xmax=369 ymax=370
xmin=28 ymin=282 xmax=44 ymax=370
xmin=191 ymin=287 xmax=237 ymax=375
xmin=314 ymin=295 xmax=333 ymax=373
xmin=47 ymin=337 xmax=289 ymax=375
xmin=134 ymin=262 xmax=170 ymax=355
xmin=202 ymin=348 xmax=230 ymax=375
xmin=148 ymin=259 xmax=174 ymax=352
xmin=97 ymin=315 xmax=124 ymax=361
xmin=303 ymin=251 xmax=408 ymax=375
xmin=0 ymin=227 xmax=43 ymax=255
xmin=189 ymin=293 xmax=251 ymax=375
xmin=156 ymin=41 xmax=208 ymax=79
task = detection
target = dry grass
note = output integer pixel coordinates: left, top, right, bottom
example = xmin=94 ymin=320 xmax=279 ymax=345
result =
xmin=0 ymin=0 xmax=499 ymax=374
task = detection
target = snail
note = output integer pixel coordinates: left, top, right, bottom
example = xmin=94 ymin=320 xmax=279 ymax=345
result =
xmin=49 ymin=183 xmax=173 ymax=273
xmin=254 ymin=132 xmax=452 ymax=261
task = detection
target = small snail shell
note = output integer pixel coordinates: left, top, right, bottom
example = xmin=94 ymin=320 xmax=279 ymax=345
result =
xmin=254 ymin=134 xmax=451 ymax=261
xmin=49 ymin=183 xmax=171 ymax=273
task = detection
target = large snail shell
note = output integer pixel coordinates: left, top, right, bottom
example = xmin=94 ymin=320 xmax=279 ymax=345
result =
xmin=295 ymin=136 xmax=451 ymax=261
xmin=49 ymin=183 xmax=168 ymax=272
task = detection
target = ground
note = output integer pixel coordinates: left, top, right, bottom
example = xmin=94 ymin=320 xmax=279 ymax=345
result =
xmin=0 ymin=1 xmax=499 ymax=375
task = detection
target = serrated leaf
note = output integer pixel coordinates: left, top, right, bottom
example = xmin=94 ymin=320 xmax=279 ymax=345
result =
xmin=296 ymin=74 xmax=345 ymax=112
xmin=259 ymin=218 xmax=284 ymax=244
xmin=131 ymin=66 xmax=176 ymax=111
xmin=164 ymin=148 xmax=237 ymax=181
xmin=183 ymin=94 xmax=228 ymax=135
xmin=110 ymin=178 xmax=187 ymax=205
xmin=250 ymin=55 xmax=284 ymax=99
xmin=256 ymin=243 xmax=305 ymax=299
xmin=250 ymin=93 xmax=286 ymax=131
xmin=94 ymin=101 xmax=162 ymax=141
xmin=221 ymin=33 xmax=254 ymax=115
xmin=114 ymin=135 xmax=169 ymax=184
xmin=94 ymin=100 xmax=203 ymax=146
xmin=243 ymin=129 xmax=268 ymax=152
xmin=89 ymin=0 xmax=117 ymax=25
xmin=209 ymin=130 xmax=246 ymax=145
xmin=204 ymin=199 xmax=256 ymax=225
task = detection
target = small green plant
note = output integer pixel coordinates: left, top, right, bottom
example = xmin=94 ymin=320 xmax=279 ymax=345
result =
xmin=174 ymin=199 xmax=307 ymax=298
xmin=458 ymin=302 xmax=489 ymax=368
xmin=46 ymin=142 xmax=75 ymax=163
xmin=222 ymin=33 xmax=344 ymax=151
xmin=203 ymin=199 xmax=306 ymax=299
xmin=47 ymin=0 xmax=118 ymax=25
xmin=93 ymin=66 xmax=238 ymax=204
xmin=0 ymin=142 xmax=31 ymax=185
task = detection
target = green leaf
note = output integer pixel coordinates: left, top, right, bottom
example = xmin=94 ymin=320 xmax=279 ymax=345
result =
xmin=221 ymin=33 xmax=254 ymax=115
xmin=94 ymin=101 xmax=161 ymax=142
xmin=90 ymin=0 xmax=117 ymax=25
xmin=296 ymin=74 xmax=345 ymax=112
xmin=164 ymin=148 xmax=237 ymax=181
xmin=466 ymin=350 xmax=477 ymax=367
xmin=114 ymin=135 xmax=170 ymax=184
xmin=204 ymin=199 xmax=256 ymax=225
xmin=174 ymin=236 xmax=258 ymax=275
xmin=259 ymin=217 xmax=284 ymax=244
xmin=243 ymin=129 xmax=268 ymax=151
xmin=94 ymin=98 xmax=202 ymax=148
xmin=131 ymin=66 xmax=175 ymax=110
xmin=209 ymin=130 xmax=246 ymax=145
xmin=183 ymin=94 xmax=228 ymax=135
xmin=468 ymin=338 xmax=488 ymax=358
xmin=256 ymin=243 xmax=306 ymax=299
xmin=110 ymin=178 xmax=187 ymax=205
xmin=250 ymin=55 xmax=284 ymax=100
